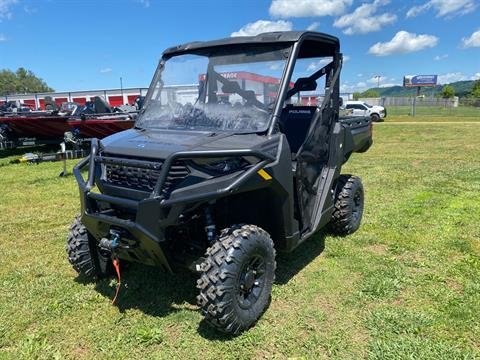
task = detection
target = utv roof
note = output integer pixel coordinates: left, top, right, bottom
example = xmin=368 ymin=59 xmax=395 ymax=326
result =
xmin=163 ymin=31 xmax=340 ymax=57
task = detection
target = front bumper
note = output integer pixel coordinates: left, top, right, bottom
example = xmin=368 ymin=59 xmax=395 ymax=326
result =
xmin=73 ymin=139 xmax=275 ymax=271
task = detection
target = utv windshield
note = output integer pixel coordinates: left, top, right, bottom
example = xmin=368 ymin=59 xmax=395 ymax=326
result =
xmin=136 ymin=44 xmax=290 ymax=133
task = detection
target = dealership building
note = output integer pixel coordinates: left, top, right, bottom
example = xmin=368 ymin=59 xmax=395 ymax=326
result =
xmin=2 ymin=71 xmax=353 ymax=110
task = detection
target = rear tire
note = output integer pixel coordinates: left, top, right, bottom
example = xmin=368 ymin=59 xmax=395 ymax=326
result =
xmin=197 ymin=225 xmax=276 ymax=335
xmin=330 ymin=175 xmax=364 ymax=235
xmin=66 ymin=216 xmax=112 ymax=279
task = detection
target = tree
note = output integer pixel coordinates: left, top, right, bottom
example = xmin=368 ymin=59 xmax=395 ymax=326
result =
xmin=0 ymin=70 xmax=18 ymax=95
xmin=441 ymin=85 xmax=455 ymax=99
xmin=0 ymin=68 xmax=54 ymax=95
xmin=471 ymin=79 xmax=480 ymax=98
xmin=361 ymin=89 xmax=380 ymax=98
xmin=353 ymin=92 xmax=361 ymax=100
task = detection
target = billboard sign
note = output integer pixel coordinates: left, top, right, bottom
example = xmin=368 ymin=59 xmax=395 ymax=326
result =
xmin=403 ymin=75 xmax=438 ymax=87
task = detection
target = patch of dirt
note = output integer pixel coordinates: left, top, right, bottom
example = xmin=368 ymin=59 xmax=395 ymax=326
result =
xmin=446 ymin=279 xmax=464 ymax=294
xmin=71 ymin=345 xmax=90 ymax=358
xmin=365 ymin=244 xmax=388 ymax=255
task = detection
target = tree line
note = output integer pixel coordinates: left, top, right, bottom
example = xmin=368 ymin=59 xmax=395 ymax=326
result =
xmin=353 ymin=79 xmax=480 ymax=100
xmin=0 ymin=68 xmax=54 ymax=96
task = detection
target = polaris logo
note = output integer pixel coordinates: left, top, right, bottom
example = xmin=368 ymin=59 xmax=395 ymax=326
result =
xmin=289 ymin=110 xmax=312 ymax=114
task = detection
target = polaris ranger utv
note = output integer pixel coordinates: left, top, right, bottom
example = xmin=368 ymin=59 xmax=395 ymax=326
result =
xmin=67 ymin=31 xmax=372 ymax=334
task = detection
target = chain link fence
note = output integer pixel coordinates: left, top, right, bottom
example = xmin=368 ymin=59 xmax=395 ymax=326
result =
xmin=359 ymin=97 xmax=480 ymax=117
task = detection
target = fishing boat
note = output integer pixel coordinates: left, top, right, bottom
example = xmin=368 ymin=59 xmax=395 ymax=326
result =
xmin=0 ymin=96 xmax=137 ymax=147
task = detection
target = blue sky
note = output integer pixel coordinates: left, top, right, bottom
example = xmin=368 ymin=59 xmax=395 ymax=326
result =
xmin=0 ymin=0 xmax=479 ymax=93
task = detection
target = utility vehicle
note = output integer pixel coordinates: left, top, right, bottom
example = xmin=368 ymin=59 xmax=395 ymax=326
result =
xmin=67 ymin=31 xmax=373 ymax=334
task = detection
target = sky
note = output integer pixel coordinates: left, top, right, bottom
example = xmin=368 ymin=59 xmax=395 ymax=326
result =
xmin=0 ymin=0 xmax=479 ymax=94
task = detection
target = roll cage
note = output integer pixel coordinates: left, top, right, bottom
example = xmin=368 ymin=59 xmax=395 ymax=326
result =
xmin=140 ymin=31 xmax=342 ymax=136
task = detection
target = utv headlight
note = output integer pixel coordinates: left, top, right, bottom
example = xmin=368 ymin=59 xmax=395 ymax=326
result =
xmin=192 ymin=157 xmax=250 ymax=175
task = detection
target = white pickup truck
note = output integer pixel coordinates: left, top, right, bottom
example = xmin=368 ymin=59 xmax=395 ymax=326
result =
xmin=344 ymin=101 xmax=387 ymax=122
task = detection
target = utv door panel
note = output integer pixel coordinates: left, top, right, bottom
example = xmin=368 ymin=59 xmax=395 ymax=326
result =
xmin=293 ymin=60 xmax=341 ymax=238
xmin=295 ymin=106 xmax=334 ymax=234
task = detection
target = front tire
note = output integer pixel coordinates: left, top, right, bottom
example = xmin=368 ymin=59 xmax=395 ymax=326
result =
xmin=371 ymin=113 xmax=381 ymax=122
xmin=66 ymin=216 xmax=112 ymax=279
xmin=330 ymin=175 xmax=364 ymax=235
xmin=197 ymin=225 xmax=276 ymax=335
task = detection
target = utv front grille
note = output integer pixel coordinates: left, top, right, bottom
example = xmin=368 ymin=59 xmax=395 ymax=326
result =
xmin=100 ymin=154 xmax=189 ymax=194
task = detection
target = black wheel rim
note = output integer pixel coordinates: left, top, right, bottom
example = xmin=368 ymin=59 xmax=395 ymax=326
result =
xmin=352 ymin=189 xmax=362 ymax=223
xmin=236 ymin=254 xmax=267 ymax=310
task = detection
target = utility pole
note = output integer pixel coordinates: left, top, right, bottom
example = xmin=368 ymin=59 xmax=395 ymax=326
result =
xmin=374 ymin=75 xmax=382 ymax=88
xmin=412 ymin=86 xmax=421 ymax=117
xmin=120 ymin=77 xmax=124 ymax=104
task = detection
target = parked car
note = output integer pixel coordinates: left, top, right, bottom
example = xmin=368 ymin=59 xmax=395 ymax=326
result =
xmin=344 ymin=101 xmax=386 ymax=122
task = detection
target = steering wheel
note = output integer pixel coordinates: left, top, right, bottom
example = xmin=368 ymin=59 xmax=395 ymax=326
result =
xmin=230 ymin=109 xmax=261 ymax=131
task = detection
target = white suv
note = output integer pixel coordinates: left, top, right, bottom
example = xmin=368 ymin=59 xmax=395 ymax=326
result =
xmin=344 ymin=101 xmax=386 ymax=122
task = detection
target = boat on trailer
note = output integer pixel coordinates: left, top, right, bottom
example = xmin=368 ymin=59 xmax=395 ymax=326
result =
xmin=0 ymin=96 xmax=138 ymax=148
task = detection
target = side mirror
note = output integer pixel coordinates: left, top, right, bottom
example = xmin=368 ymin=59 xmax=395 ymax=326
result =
xmin=338 ymin=97 xmax=343 ymax=107
xmin=294 ymin=77 xmax=317 ymax=92
xmin=221 ymin=81 xmax=241 ymax=94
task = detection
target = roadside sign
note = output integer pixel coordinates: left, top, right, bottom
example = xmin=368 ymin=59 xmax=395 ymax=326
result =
xmin=403 ymin=75 xmax=438 ymax=117
xmin=403 ymin=75 xmax=438 ymax=87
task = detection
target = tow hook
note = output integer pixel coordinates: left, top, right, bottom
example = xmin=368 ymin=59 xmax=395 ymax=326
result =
xmin=99 ymin=230 xmax=123 ymax=305
xmin=99 ymin=230 xmax=121 ymax=251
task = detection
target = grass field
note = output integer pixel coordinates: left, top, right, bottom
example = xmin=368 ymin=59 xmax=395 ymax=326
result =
xmin=1 ymin=117 xmax=480 ymax=359
xmin=385 ymin=105 xmax=480 ymax=117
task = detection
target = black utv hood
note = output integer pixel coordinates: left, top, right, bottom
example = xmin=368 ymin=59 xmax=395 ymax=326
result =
xmin=99 ymin=128 xmax=268 ymax=159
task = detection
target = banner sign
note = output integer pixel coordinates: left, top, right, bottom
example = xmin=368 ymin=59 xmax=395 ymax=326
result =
xmin=403 ymin=75 xmax=438 ymax=87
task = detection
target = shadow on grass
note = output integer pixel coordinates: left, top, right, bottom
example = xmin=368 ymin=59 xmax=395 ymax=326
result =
xmin=76 ymin=230 xmax=326 ymax=340
xmin=0 ymin=145 xmax=53 ymax=159
xmin=75 ymin=264 xmax=198 ymax=318
xmin=275 ymin=230 xmax=326 ymax=285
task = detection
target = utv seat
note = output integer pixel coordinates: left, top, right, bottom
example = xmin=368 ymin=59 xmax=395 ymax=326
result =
xmin=279 ymin=105 xmax=317 ymax=155
xmin=93 ymin=96 xmax=113 ymax=114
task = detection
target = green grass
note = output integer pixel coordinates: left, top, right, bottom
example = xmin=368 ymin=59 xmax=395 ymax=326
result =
xmin=1 ymin=118 xmax=480 ymax=359
xmin=384 ymin=114 xmax=480 ymax=123
xmin=386 ymin=105 xmax=480 ymax=117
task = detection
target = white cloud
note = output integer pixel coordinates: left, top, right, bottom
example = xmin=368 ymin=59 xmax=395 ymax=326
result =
xmin=306 ymin=57 xmax=333 ymax=71
xmin=135 ymin=0 xmax=150 ymax=8
xmin=231 ymin=20 xmax=292 ymax=37
xmin=367 ymin=75 xmax=387 ymax=84
xmin=462 ymin=29 xmax=480 ymax=48
xmin=269 ymin=0 xmax=353 ymax=18
xmin=438 ymin=72 xmax=480 ymax=83
xmin=269 ymin=63 xmax=281 ymax=70
xmin=100 ymin=68 xmax=112 ymax=74
xmin=434 ymin=54 xmax=448 ymax=60
xmin=357 ymin=73 xmax=363 ymax=77
xmin=0 ymin=33 xmax=6 ymax=42
xmin=406 ymin=0 xmax=476 ymax=18
xmin=437 ymin=72 xmax=468 ymax=84
xmin=306 ymin=55 xmax=349 ymax=72
xmin=341 ymin=81 xmax=368 ymax=93
xmin=23 ymin=5 xmax=36 ymax=14
xmin=306 ymin=21 xmax=320 ymax=31
xmin=334 ymin=0 xmax=397 ymax=35
xmin=368 ymin=31 xmax=439 ymax=56
xmin=0 ymin=0 xmax=18 ymax=20
xmin=346 ymin=76 xmax=400 ymax=90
